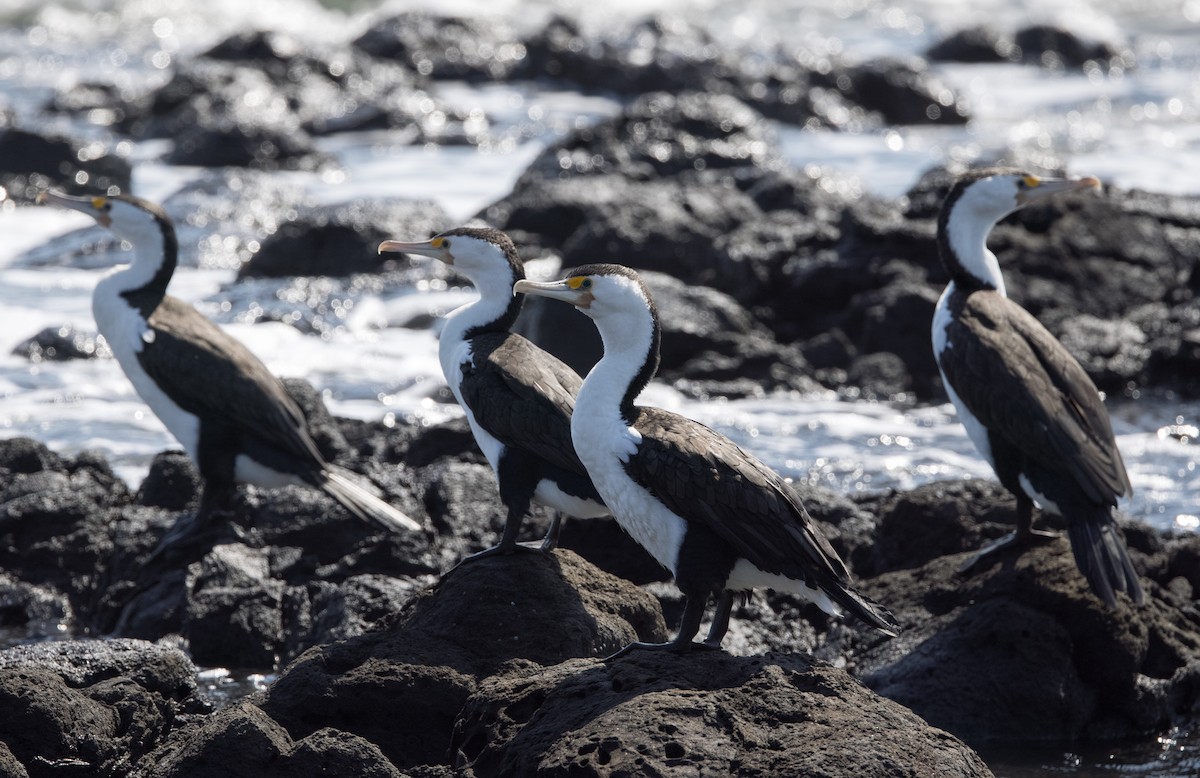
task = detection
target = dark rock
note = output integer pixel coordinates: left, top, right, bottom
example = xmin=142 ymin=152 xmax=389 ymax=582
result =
xmin=926 ymin=26 xmax=1020 ymax=63
xmin=1013 ymin=25 xmax=1135 ymax=71
xmin=11 ymin=324 xmax=108 ymax=362
xmin=453 ymin=652 xmax=994 ymax=777
xmin=261 ymin=550 xmax=666 ymax=770
xmin=238 ymin=198 xmax=450 ymax=279
xmin=517 ymin=15 xmax=737 ymax=98
xmin=0 ymin=573 xmax=72 ymax=638
xmin=516 ymin=91 xmax=780 ymax=184
xmin=183 ymin=544 xmax=286 ymax=668
xmin=1057 ymin=315 xmax=1151 ymax=391
xmin=0 ymin=128 xmax=132 ymax=203
xmin=353 ymin=12 xmax=525 ymax=82
xmin=135 ymin=451 xmax=200 ymax=511
xmin=168 ymin=116 xmax=327 ymax=171
xmin=819 ymin=58 xmax=969 ymax=125
xmin=140 ymin=702 xmax=403 ymax=778
xmin=845 ymin=479 xmax=1200 ymax=747
xmin=0 ymin=639 xmax=198 ymax=777
xmin=518 ymin=267 xmax=819 ymax=396
xmin=0 ymin=437 xmax=64 ymax=477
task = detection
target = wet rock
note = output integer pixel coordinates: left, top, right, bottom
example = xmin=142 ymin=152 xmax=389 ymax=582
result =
xmin=842 ymin=478 xmax=1200 ymax=747
xmin=260 ymin=550 xmax=666 ymax=770
xmin=453 ymin=651 xmax=994 ymax=777
xmin=517 ymin=15 xmax=738 ymax=98
xmin=1013 ymin=25 xmax=1135 ymax=71
xmin=238 ymin=198 xmax=450 ymax=279
xmin=0 ymin=574 xmax=72 ymax=640
xmin=819 ymin=58 xmax=969 ymax=125
xmin=0 ymin=639 xmax=198 ymax=777
xmin=353 ymin=12 xmax=526 ymax=82
xmin=0 ymin=127 xmax=132 ymax=203
xmin=517 ymin=91 xmax=780 ymax=184
xmin=926 ymin=26 xmax=1020 ymax=63
xmin=11 ymin=324 xmax=108 ymax=363
xmin=0 ymin=437 xmax=65 ymax=477
xmin=1057 ymin=315 xmax=1151 ymax=391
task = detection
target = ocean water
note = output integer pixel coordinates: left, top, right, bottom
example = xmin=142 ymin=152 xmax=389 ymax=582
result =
xmin=0 ymin=0 xmax=1198 ymax=773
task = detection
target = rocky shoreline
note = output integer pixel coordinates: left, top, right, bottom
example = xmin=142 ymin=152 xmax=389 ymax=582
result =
xmin=2 ymin=10 xmax=1199 ymax=777
xmin=1 ymin=418 xmax=1198 ymax=776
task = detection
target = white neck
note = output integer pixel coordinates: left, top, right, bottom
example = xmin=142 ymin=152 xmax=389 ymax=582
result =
xmin=574 ymin=302 xmax=656 ymax=436
xmin=94 ymin=232 xmax=169 ymax=300
xmin=946 ymin=200 xmax=1008 ymax=297
xmin=438 ymin=264 xmax=517 ymax=352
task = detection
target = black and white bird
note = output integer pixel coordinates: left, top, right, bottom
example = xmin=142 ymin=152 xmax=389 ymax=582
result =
xmin=37 ymin=190 xmax=421 ymax=554
xmin=931 ymin=168 xmax=1143 ymax=607
xmin=515 ymin=264 xmax=899 ymax=655
xmin=378 ymin=228 xmax=607 ymax=561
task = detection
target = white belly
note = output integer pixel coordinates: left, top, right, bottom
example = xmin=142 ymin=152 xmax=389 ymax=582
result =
xmin=933 ymin=287 xmax=995 ymax=468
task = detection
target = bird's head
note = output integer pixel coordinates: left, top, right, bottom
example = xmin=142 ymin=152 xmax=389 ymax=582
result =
xmin=36 ymin=190 xmax=171 ymax=245
xmin=946 ymin=168 xmax=1101 ymax=223
xmin=513 ymin=263 xmax=656 ymax=325
xmin=378 ymin=226 xmax=522 ymax=285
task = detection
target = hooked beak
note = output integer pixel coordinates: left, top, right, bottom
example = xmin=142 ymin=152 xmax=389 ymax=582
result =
xmin=36 ymin=189 xmax=111 ymax=227
xmin=513 ymin=278 xmax=593 ymax=309
xmin=1016 ymin=175 xmax=1101 ymax=206
xmin=377 ymin=238 xmax=453 ymax=265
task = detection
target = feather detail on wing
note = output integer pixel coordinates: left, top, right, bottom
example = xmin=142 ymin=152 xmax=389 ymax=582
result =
xmin=624 ymin=406 xmax=851 ymax=585
xmin=939 ymin=291 xmax=1131 ymax=505
xmin=457 ymin=332 xmax=592 ymax=477
xmin=139 ymin=296 xmax=324 ymax=466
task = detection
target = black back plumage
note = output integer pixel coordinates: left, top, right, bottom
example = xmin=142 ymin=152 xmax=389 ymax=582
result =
xmin=458 ymin=331 xmax=599 ymax=501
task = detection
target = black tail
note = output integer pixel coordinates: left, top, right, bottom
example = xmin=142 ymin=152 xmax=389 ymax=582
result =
xmin=829 ymin=583 xmax=901 ymax=637
xmin=1066 ymin=513 xmax=1144 ymax=608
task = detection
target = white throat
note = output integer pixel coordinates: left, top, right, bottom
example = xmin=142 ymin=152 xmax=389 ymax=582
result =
xmin=438 ymin=264 xmax=517 ymax=350
xmin=572 ymin=300 xmax=656 ymax=454
xmin=946 ymin=195 xmax=1010 ymax=296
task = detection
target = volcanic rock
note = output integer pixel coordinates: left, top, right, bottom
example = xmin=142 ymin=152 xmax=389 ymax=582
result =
xmin=0 ymin=128 xmax=132 ymax=203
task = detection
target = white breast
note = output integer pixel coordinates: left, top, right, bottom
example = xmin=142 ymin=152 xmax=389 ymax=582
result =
xmin=933 ymin=283 xmax=995 ymax=469
xmin=92 ymin=283 xmax=201 ymax=461
xmin=571 ymin=410 xmax=687 ymax=573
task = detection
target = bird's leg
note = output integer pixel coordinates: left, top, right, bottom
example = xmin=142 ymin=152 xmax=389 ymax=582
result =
xmin=145 ymin=481 xmax=233 ymax=564
xmin=606 ymin=593 xmax=714 ymax=660
xmin=1015 ymin=493 xmax=1061 ymax=542
xmin=537 ymin=513 xmax=564 ymax=552
xmin=702 ymin=591 xmax=735 ymax=649
xmin=959 ymin=493 xmax=1060 ymax=574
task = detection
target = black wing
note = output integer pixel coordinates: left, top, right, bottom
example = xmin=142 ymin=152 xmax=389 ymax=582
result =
xmin=139 ymin=296 xmax=325 ymax=467
xmin=940 ymin=291 xmax=1131 ymax=504
xmin=625 ymin=406 xmax=850 ymax=584
xmin=458 ymin=332 xmax=591 ymax=477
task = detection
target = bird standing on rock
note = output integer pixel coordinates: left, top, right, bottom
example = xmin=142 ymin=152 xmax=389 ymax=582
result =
xmin=37 ymin=190 xmax=421 ymax=557
xmin=930 ymin=168 xmax=1144 ymax=607
xmin=378 ymin=227 xmax=607 ymax=563
xmin=515 ymin=264 xmax=899 ymax=656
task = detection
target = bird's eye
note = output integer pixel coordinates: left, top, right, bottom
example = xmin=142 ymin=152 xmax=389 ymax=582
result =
xmin=581 ymin=278 xmax=592 ymax=289
xmin=431 ymin=236 xmax=449 ymax=249
xmin=1020 ymin=175 xmax=1041 ymax=189
xmin=91 ymin=197 xmax=111 ymax=211
xmin=567 ymin=276 xmax=592 ymax=291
